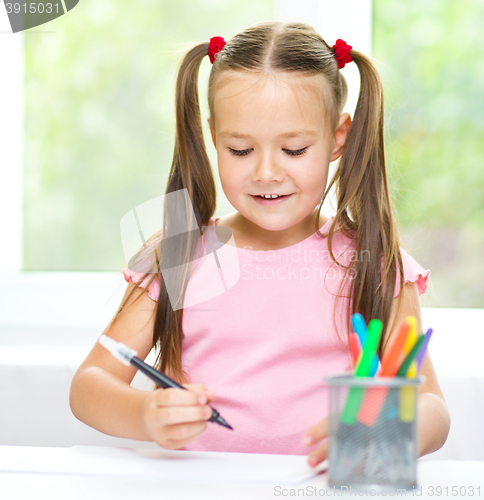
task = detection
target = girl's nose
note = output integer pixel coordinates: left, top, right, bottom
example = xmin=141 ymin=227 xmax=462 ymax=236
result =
xmin=252 ymin=151 xmax=285 ymax=183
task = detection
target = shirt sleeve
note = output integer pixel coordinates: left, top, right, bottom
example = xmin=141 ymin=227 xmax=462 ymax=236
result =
xmin=393 ymin=247 xmax=430 ymax=298
xmin=121 ymin=267 xmax=160 ymax=302
xmin=121 ymin=228 xmax=208 ymax=304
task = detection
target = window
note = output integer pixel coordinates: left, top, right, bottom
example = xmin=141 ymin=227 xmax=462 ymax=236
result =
xmin=20 ymin=0 xmax=274 ymax=272
xmin=373 ymin=0 xmax=484 ymax=307
xmin=3 ymin=0 xmax=481 ymax=310
xmin=1 ymin=0 xmax=374 ymax=341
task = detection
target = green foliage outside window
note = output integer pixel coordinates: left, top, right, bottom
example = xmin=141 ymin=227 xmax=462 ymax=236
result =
xmin=23 ymin=0 xmax=273 ymax=271
xmin=373 ymin=0 xmax=484 ymax=307
xmin=24 ymin=0 xmax=484 ymax=307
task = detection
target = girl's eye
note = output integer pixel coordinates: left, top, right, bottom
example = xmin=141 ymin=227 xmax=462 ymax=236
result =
xmin=229 ymin=148 xmax=252 ymax=157
xmin=228 ymin=147 xmax=308 ymax=157
xmin=284 ymin=148 xmax=308 ymax=156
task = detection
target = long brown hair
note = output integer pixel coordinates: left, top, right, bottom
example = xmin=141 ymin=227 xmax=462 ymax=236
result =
xmin=117 ymin=21 xmax=405 ymax=383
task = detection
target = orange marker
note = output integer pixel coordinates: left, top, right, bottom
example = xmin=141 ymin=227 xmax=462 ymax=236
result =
xmin=357 ymin=317 xmax=411 ymax=427
xmin=380 ymin=318 xmax=412 ymax=376
xmin=349 ymin=333 xmax=362 ymax=369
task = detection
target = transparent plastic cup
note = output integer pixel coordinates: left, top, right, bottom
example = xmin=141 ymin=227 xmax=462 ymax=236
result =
xmin=324 ymin=373 xmax=424 ymax=490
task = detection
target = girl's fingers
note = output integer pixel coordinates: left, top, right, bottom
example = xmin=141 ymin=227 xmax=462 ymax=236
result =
xmin=307 ymin=442 xmax=328 ymax=468
xmin=153 ymin=403 xmax=213 ymax=426
xmin=143 ymin=386 xmax=215 ymax=449
xmin=154 ymin=388 xmax=210 ymax=407
xmin=164 ymin=419 xmax=208 ymax=443
xmin=302 ymin=417 xmax=328 ymax=446
xmin=162 ymin=422 xmax=208 ymax=450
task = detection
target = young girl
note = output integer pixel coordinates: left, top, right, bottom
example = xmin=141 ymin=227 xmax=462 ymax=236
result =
xmin=70 ymin=21 xmax=450 ymax=467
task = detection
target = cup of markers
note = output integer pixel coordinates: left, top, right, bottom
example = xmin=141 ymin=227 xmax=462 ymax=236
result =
xmin=324 ymin=314 xmax=432 ymax=490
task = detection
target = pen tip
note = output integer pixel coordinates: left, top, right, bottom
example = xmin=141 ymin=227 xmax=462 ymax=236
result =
xmin=217 ymin=416 xmax=234 ymax=430
xmin=208 ymin=407 xmax=233 ymax=429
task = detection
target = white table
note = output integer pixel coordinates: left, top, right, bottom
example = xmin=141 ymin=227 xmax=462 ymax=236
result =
xmin=0 ymin=446 xmax=483 ymax=500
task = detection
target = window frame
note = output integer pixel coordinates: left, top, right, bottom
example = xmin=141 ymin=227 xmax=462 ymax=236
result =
xmin=0 ymin=7 xmax=23 ymax=273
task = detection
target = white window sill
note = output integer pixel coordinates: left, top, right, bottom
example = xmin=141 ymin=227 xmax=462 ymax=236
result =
xmin=1 ymin=271 xmax=482 ymax=345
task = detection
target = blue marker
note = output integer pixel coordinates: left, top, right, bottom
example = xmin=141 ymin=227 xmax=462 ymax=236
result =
xmin=352 ymin=313 xmax=368 ymax=347
xmin=370 ymin=352 xmax=380 ymax=376
xmin=352 ymin=313 xmax=380 ymax=376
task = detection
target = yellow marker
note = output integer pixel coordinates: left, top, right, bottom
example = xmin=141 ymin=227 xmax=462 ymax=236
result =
xmin=404 ymin=316 xmax=419 ymax=354
xmin=399 ymin=316 xmax=419 ymax=422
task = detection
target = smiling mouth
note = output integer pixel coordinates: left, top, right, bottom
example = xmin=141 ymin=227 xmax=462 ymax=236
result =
xmin=252 ymin=194 xmax=291 ymax=199
xmin=250 ymin=194 xmax=293 ymax=205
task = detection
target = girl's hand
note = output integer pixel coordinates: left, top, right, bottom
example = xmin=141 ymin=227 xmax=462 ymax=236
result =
xmin=142 ymin=383 xmax=216 ymax=450
xmin=301 ymin=416 xmax=328 ymax=467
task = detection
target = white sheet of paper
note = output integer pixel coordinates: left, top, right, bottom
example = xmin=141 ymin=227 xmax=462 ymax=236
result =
xmin=0 ymin=446 xmax=327 ymax=485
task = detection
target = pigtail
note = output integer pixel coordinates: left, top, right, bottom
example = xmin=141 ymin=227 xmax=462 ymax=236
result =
xmin=167 ymin=42 xmax=217 ymax=226
xmin=151 ymin=43 xmax=217 ymax=383
xmin=324 ymin=50 xmax=405 ymax=357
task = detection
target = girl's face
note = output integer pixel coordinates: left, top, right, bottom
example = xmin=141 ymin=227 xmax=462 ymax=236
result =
xmin=209 ymin=71 xmax=350 ymax=235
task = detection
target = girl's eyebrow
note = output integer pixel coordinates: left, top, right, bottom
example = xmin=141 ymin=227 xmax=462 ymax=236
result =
xmin=219 ymin=129 xmax=318 ymax=139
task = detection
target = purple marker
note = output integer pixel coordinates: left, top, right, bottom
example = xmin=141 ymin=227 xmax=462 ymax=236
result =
xmin=416 ymin=328 xmax=433 ymax=371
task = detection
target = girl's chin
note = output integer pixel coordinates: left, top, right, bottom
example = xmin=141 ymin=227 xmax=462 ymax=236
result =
xmin=243 ymin=213 xmax=302 ymax=232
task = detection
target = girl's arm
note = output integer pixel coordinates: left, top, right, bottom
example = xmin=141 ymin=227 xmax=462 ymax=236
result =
xmin=69 ymin=281 xmax=214 ymax=447
xmin=303 ymin=281 xmax=451 ymax=466
xmin=388 ymin=281 xmax=451 ymax=456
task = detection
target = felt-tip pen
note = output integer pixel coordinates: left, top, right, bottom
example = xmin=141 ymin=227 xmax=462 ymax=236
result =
xmin=98 ymin=334 xmax=233 ymax=430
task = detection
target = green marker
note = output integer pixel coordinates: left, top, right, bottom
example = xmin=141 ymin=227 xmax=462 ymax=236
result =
xmin=396 ymin=334 xmax=426 ymax=377
xmin=341 ymin=319 xmax=383 ymax=425
xmin=355 ymin=319 xmax=382 ymax=376
xmin=397 ymin=333 xmax=426 ymax=423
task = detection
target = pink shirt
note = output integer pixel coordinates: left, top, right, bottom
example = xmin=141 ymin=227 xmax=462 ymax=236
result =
xmin=122 ymin=216 xmax=429 ymax=455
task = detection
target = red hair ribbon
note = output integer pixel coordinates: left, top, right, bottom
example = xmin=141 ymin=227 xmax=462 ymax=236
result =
xmin=208 ymin=36 xmax=226 ymax=64
xmin=332 ymin=39 xmax=353 ymax=69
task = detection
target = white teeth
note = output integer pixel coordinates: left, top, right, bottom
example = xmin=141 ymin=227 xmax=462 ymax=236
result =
xmin=260 ymin=194 xmax=280 ymax=199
